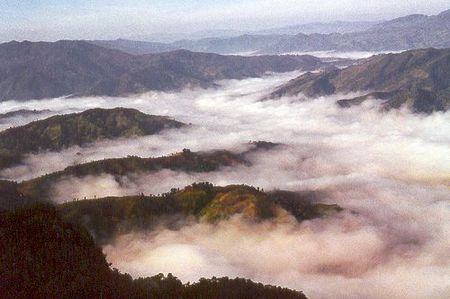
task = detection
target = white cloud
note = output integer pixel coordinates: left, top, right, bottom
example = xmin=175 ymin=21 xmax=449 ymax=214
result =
xmin=0 ymin=70 xmax=449 ymax=298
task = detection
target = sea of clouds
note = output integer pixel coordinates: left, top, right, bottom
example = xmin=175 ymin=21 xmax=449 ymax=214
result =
xmin=0 ymin=71 xmax=449 ymax=299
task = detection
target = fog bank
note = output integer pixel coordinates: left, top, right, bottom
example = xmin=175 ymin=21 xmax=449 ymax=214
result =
xmin=0 ymin=71 xmax=449 ymax=298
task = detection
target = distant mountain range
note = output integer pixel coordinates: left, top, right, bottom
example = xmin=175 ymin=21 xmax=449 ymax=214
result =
xmin=269 ymin=48 xmax=450 ymax=113
xmin=0 ymin=40 xmax=324 ymax=102
xmin=131 ymin=21 xmax=378 ymax=43
xmin=255 ymin=21 xmax=379 ymax=35
xmin=91 ymin=9 xmax=450 ymax=55
xmin=90 ymin=39 xmax=177 ymax=55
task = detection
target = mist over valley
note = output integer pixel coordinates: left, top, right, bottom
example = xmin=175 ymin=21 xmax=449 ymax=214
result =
xmin=1 ymin=4 xmax=449 ymax=299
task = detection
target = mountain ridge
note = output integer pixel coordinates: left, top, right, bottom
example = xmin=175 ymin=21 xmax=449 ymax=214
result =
xmin=0 ymin=203 xmax=309 ymax=298
xmin=0 ymin=107 xmax=184 ymax=170
xmin=95 ymin=9 xmax=450 ymax=55
xmin=13 ymin=143 xmax=280 ymax=205
xmin=269 ymin=48 xmax=450 ymax=113
xmin=0 ymin=40 xmax=324 ymax=102
xmin=58 ymin=183 xmax=342 ymax=244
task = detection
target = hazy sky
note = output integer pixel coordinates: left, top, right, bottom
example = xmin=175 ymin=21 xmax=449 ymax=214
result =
xmin=0 ymin=0 xmax=449 ymax=41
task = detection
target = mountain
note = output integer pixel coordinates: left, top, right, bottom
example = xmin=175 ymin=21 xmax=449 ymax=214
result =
xmin=16 ymin=149 xmax=248 ymax=203
xmin=172 ymin=34 xmax=301 ymax=54
xmin=15 ymin=143 xmax=280 ymax=204
xmin=0 ymin=180 xmax=39 ymax=210
xmin=332 ymin=9 xmax=450 ymax=51
xmin=147 ymin=9 xmax=450 ymax=54
xmin=92 ymin=48 xmax=322 ymax=96
xmin=170 ymin=33 xmax=362 ymax=55
xmin=0 ymin=203 xmax=308 ymax=299
xmin=96 ymin=21 xmax=377 ymax=55
xmin=0 ymin=108 xmax=184 ymax=169
xmin=126 ymin=21 xmax=376 ymax=45
xmin=0 ymin=40 xmax=136 ymax=101
xmin=59 ymin=183 xmax=341 ymax=243
xmin=133 ymin=29 xmax=246 ymax=43
xmin=89 ymin=38 xmax=177 ymax=55
xmin=197 ymin=185 xmax=341 ymax=223
xmin=0 ymin=40 xmax=323 ymax=101
xmin=0 ymin=180 xmax=342 ymax=243
xmin=171 ymin=33 xmax=341 ymax=54
xmin=256 ymin=21 xmax=378 ymax=35
xmin=0 ymin=204 xmax=121 ymax=298
xmin=269 ymin=48 xmax=450 ymax=113
xmin=0 ymin=109 xmax=51 ymax=120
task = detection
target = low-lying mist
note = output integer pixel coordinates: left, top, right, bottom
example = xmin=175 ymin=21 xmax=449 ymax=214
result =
xmin=282 ymin=50 xmax=404 ymax=60
xmin=0 ymin=71 xmax=448 ymax=298
xmin=0 ymin=71 xmax=300 ymax=181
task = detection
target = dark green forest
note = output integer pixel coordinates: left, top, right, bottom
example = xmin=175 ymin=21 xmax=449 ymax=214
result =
xmin=16 ymin=149 xmax=249 ymax=204
xmin=0 ymin=180 xmax=341 ymax=298
xmin=59 ymin=183 xmax=342 ymax=244
xmin=13 ymin=142 xmax=279 ymax=205
xmin=0 ymin=203 xmax=308 ymax=299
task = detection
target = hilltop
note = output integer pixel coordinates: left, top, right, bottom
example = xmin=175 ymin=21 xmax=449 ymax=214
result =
xmin=0 ymin=107 xmax=184 ymax=169
xmin=59 ymin=183 xmax=342 ymax=244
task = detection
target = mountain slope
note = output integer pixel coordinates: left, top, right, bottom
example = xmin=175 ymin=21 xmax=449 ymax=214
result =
xmin=269 ymin=48 xmax=450 ymax=113
xmin=0 ymin=40 xmax=324 ymax=101
xmin=0 ymin=40 xmax=136 ymax=101
xmin=338 ymin=9 xmax=450 ymax=51
xmin=87 ymin=49 xmax=323 ymax=97
xmin=17 ymin=149 xmax=248 ymax=203
xmin=0 ymin=204 xmax=118 ymax=298
xmin=16 ymin=143 xmax=280 ymax=204
xmin=89 ymin=38 xmax=177 ymax=55
xmin=0 ymin=180 xmax=38 ymax=211
xmin=59 ymin=183 xmax=342 ymax=243
xmin=0 ymin=204 xmax=309 ymax=299
xmin=0 ymin=109 xmax=51 ymax=120
xmin=0 ymin=108 xmax=184 ymax=169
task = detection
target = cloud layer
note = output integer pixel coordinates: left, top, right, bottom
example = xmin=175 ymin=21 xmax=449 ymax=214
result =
xmin=0 ymin=70 xmax=449 ymax=298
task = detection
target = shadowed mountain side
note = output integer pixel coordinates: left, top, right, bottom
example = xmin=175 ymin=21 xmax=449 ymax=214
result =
xmin=15 ymin=142 xmax=281 ymax=205
xmin=0 ymin=180 xmax=41 ymax=211
xmin=337 ymin=89 xmax=450 ymax=113
xmin=269 ymin=48 xmax=450 ymax=113
xmin=0 ymin=40 xmax=136 ymax=101
xmin=0 ymin=107 xmax=184 ymax=170
xmin=86 ymin=50 xmax=324 ymax=97
xmin=58 ymin=183 xmax=342 ymax=244
xmin=0 ymin=204 xmax=308 ymax=299
xmin=0 ymin=40 xmax=324 ymax=101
